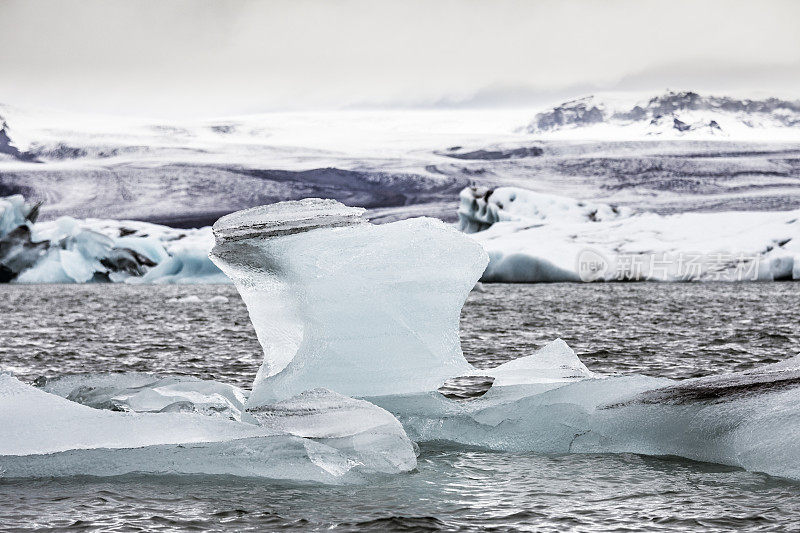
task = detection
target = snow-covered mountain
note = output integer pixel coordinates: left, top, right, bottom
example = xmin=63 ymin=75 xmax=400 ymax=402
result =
xmin=527 ymin=91 xmax=800 ymax=140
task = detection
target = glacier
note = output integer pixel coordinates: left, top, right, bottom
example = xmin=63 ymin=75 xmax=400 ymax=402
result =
xmin=3 ymin=93 xmax=800 ymax=228
xmin=459 ymin=186 xmax=800 ymax=282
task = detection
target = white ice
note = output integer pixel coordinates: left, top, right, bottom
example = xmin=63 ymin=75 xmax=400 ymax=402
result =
xmin=5 ymin=196 xmax=800 ymax=482
xmin=488 ymin=338 xmax=594 ymax=386
xmin=38 ymin=373 xmax=247 ymax=420
xmin=246 ymin=388 xmax=417 ymax=476
xmin=460 ymin=186 xmax=800 ymax=282
xmin=0 ymin=196 xmax=227 ymax=283
xmin=0 ymin=373 xmax=417 ymax=481
xmin=210 ymin=199 xmax=487 ymax=406
xmin=207 ymin=200 xmax=800 ymax=480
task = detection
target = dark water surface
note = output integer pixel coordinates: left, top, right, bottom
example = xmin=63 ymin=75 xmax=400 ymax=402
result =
xmin=1 ymin=283 xmax=799 ymax=531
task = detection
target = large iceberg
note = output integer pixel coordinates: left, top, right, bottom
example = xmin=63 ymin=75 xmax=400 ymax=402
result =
xmin=459 ymin=186 xmax=800 ymax=282
xmin=210 ymin=199 xmax=487 ymax=405
xmin=209 ymin=199 xmax=800 ymax=481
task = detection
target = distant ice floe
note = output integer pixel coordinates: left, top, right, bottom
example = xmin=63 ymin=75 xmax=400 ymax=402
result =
xmin=0 ymin=194 xmax=228 ymax=284
xmin=459 ymin=186 xmax=800 ymax=282
xmin=3 ymin=198 xmax=800 ymax=483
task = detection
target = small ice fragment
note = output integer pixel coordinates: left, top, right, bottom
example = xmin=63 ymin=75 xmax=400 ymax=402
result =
xmin=489 ymin=339 xmax=594 ymax=386
xmin=247 ymin=388 xmax=417 ymax=475
xmin=38 ymin=373 xmax=247 ymax=420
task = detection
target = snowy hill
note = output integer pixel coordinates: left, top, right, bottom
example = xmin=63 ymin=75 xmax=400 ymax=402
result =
xmin=527 ymin=91 xmax=800 ymax=140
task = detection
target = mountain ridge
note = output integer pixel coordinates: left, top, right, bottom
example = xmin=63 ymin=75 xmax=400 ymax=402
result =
xmin=527 ymin=91 xmax=800 ymax=139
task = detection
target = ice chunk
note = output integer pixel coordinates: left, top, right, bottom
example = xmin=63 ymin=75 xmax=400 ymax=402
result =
xmin=489 ymin=339 xmax=593 ymax=386
xmin=0 ymin=195 xmax=38 ymax=238
xmin=247 ymin=388 xmax=417 ymax=475
xmin=133 ymin=249 xmax=228 ymax=284
xmin=0 ymin=375 xmax=416 ymax=481
xmin=460 ymin=186 xmax=800 ymax=282
xmin=37 ymin=373 xmax=246 ymax=420
xmin=210 ymin=199 xmax=487 ymax=405
xmin=372 ymin=354 xmax=800 ymax=480
xmin=458 ymin=186 xmax=631 ymax=233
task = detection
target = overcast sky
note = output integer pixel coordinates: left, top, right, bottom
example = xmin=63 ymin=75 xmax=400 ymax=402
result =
xmin=2 ymin=0 xmax=799 ymax=117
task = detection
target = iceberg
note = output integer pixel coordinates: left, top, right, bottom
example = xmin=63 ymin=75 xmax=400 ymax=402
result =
xmin=459 ymin=186 xmax=800 ymax=282
xmin=371 ymin=346 xmax=800 ymax=480
xmin=207 ymin=200 xmax=800 ymax=480
xmin=0 ymin=195 xmax=227 ymax=284
xmin=210 ymin=199 xmax=487 ymax=406
xmin=458 ymin=186 xmax=631 ymax=233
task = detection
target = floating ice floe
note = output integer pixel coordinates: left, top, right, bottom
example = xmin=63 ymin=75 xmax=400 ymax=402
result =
xmin=459 ymin=186 xmax=800 ymax=282
xmin=0 ymin=194 xmax=228 ymax=283
xmin=0 ymin=373 xmax=416 ymax=481
xmin=369 ymin=342 xmax=800 ymax=480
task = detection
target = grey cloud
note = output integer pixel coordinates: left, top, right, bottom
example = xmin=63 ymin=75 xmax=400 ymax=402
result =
xmin=1 ymin=0 xmax=798 ymax=116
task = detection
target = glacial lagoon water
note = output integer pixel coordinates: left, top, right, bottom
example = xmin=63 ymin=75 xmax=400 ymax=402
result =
xmin=1 ymin=283 xmax=799 ymax=531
